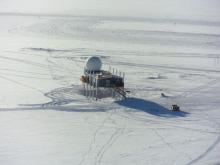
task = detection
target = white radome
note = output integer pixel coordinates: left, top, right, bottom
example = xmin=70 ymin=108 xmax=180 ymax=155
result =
xmin=85 ymin=56 xmax=102 ymax=71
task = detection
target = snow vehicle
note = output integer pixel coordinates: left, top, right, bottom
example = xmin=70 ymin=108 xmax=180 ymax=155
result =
xmin=171 ymin=104 xmax=180 ymax=111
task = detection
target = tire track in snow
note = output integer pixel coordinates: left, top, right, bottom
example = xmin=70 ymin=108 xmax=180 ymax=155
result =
xmin=2 ymin=49 xmax=46 ymax=58
xmin=0 ymin=55 xmax=49 ymax=69
xmin=78 ymin=110 xmax=114 ymax=165
xmin=181 ymin=78 xmax=220 ymax=98
xmin=78 ymin=108 xmax=125 ymax=165
xmin=0 ymin=52 xmax=69 ymax=74
xmin=186 ymin=110 xmax=220 ymax=165
xmin=0 ymin=68 xmax=50 ymax=76
xmin=110 ymin=61 xmax=220 ymax=73
xmin=186 ymin=132 xmax=220 ymax=165
xmin=0 ymin=74 xmax=44 ymax=94
xmin=114 ymin=106 xmax=220 ymax=164
xmin=153 ymin=129 xmax=192 ymax=161
xmin=95 ymin=108 xmax=125 ymax=165
xmin=0 ymin=71 xmax=51 ymax=80
xmin=95 ymin=127 xmax=124 ymax=165
xmin=115 ymin=108 xmax=218 ymax=135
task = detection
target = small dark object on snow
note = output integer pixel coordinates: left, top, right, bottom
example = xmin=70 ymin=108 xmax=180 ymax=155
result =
xmin=161 ymin=93 xmax=168 ymax=97
xmin=171 ymin=104 xmax=180 ymax=111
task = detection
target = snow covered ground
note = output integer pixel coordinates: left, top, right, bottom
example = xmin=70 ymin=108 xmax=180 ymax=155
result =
xmin=0 ymin=14 xmax=220 ymax=165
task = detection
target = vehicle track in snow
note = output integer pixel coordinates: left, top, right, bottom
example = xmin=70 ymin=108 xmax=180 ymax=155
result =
xmin=114 ymin=79 xmax=220 ymax=164
xmin=110 ymin=60 xmax=220 ymax=74
xmin=77 ymin=107 xmax=125 ymax=165
xmin=0 ymin=68 xmax=50 ymax=76
xmin=186 ymin=132 xmax=220 ymax=165
xmin=186 ymin=107 xmax=220 ymax=165
xmin=181 ymin=78 xmax=220 ymax=98
xmin=95 ymin=127 xmax=124 ymax=165
xmin=0 ymin=54 xmax=49 ymax=70
xmin=153 ymin=128 xmax=192 ymax=161
xmin=114 ymin=108 xmax=218 ymax=135
xmin=78 ymin=109 xmax=115 ymax=165
xmin=0 ymin=71 xmax=51 ymax=80
xmin=0 ymin=74 xmax=44 ymax=94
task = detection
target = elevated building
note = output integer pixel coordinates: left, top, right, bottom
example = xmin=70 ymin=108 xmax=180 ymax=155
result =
xmin=80 ymin=56 xmax=126 ymax=100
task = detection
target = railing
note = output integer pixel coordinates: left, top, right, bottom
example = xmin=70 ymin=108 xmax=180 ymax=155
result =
xmin=114 ymin=87 xmax=126 ymax=99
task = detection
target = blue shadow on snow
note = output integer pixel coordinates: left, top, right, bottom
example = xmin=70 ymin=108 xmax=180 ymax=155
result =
xmin=116 ymin=97 xmax=189 ymax=118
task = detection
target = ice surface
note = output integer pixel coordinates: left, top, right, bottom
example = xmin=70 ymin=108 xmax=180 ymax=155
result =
xmin=0 ymin=13 xmax=220 ymax=165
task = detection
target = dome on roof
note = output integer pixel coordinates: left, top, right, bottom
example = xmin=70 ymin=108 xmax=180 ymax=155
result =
xmin=85 ymin=56 xmax=102 ymax=71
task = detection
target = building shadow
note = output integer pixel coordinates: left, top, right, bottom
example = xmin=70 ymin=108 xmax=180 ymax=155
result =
xmin=115 ymin=97 xmax=189 ymax=118
xmin=0 ymin=104 xmax=107 ymax=113
xmin=0 ymin=85 xmax=108 ymax=113
xmin=0 ymin=85 xmax=189 ymax=116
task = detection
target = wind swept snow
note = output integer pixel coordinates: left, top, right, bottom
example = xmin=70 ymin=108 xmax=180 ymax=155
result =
xmin=0 ymin=13 xmax=220 ymax=165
